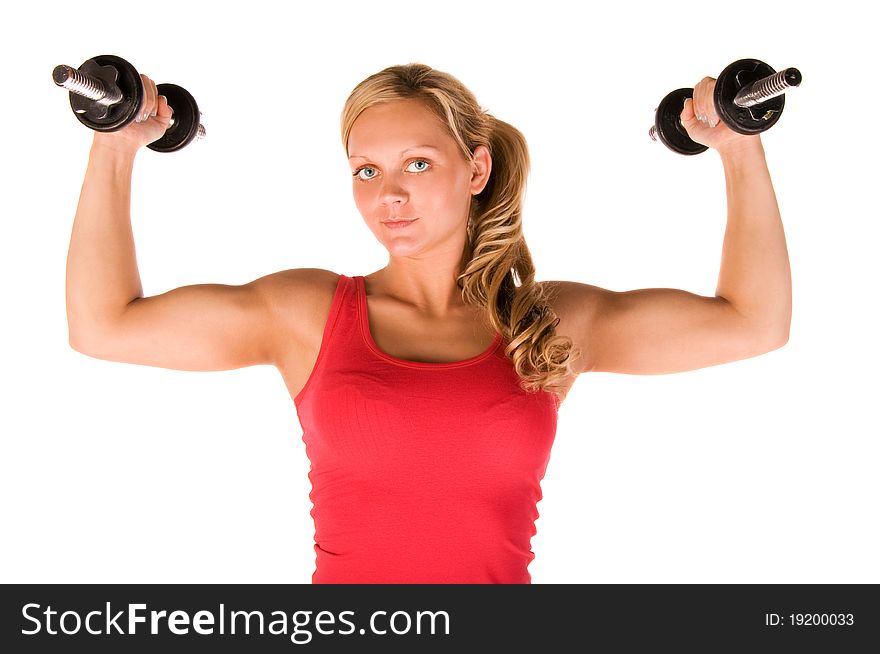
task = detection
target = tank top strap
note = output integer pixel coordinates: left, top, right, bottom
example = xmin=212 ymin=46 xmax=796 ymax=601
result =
xmin=333 ymin=273 xmax=363 ymax=345
xmin=293 ymin=273 xmax=361 ymax=406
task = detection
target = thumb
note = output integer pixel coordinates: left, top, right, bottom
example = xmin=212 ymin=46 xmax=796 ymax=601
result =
xmin=680 ymin=97 xmax=696 ymax=122
xmin=156 ymin=95 xmax=174 ymax=126
xmin=680 ymin=97 xmax=700 ymax=132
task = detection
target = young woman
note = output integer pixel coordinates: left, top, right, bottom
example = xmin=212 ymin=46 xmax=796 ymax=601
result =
xmin=66 ymin=63 xmax=791 ymax=583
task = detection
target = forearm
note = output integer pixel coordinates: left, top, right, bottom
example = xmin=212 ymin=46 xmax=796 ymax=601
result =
xmin=66 ymin=137 xmax=144 ymax=341
xmin=715 ymin=138 xmax=792 ymax=342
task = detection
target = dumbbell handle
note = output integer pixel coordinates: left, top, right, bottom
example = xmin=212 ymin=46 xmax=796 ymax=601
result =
xmin=648 ymin=66 xmax=802 ymax=141
xmin=732 ymin=67 xmax=801 ymax=108
xmin=53 ymin=63 xmax=206 ymax=140
xmin=53 ymin=64 xmax=123 ymax=105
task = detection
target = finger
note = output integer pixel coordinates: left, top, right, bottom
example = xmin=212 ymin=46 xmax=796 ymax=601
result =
xmin=148 ymin=79 xmax=158 ymax=118
xmin=156 ymin=94 xmax=174 ymax=126
xmin=695 ymin=78 xmax=709 ymax=125
xmin=135 ymin=74 xmax=154 ymax=123
xmin=682 ymin=95 xmax=694 ymax=119
xmin=680 ymin=97 xmax=699 ymax=131
xmin=134 ymin=76 xmax=147 ymax=123
xmin=692 ymin=80 xmax=702 ymax=122
xmin=703 ymin=77 xmax=719 ymax=127
xmin=144 ymin=76 xmax=157 ymax=121
xmin=146 ymin=77 xmax=158 ymax=118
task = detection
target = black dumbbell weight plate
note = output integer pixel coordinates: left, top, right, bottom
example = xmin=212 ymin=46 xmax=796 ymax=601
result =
xmin=68 ymin=55 xmax=143 ymax=132
xmin=714 ymin=58 xmax=784 ymax=135
xmin=148 ymin=83 xmax=200 ymax=153
xmin=654 ymin=87 xmax=708 ymax=156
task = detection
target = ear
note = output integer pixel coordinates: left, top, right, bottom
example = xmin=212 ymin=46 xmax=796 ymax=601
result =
xmin=470 ymin=145 xmax=492 ymax=195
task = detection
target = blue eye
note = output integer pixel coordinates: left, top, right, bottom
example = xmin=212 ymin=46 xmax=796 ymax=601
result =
xmin=353 ymin=159 xmax=431 ymax=182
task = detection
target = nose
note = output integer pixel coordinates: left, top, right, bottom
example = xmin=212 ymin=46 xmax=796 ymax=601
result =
xmin=378 ymin=177 xmax=408 ymax=206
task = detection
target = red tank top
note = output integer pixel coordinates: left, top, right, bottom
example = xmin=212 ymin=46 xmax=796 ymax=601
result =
xmin=294 ymin=274 xmax=560 ymax=583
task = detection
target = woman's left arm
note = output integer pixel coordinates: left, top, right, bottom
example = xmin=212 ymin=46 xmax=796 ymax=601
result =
xmin=683 ymin=75 xmax=792 ymax=341
xmin=714 ymin=136 xmax=792 ymax=340
xmin=547 ymin=77 xmax=792 ymax=376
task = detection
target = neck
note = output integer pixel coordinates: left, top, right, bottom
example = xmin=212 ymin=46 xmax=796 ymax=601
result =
xmin=368 ymin=257 xmax=470 ymax=318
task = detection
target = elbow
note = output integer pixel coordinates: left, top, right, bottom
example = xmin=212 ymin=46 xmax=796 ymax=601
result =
xmin=68 ymin=324 xmax=82 ymax=352
xmin=68 ymin=326 xmax=100 ymax=356
xmin=765 ymin=325 xmax=790 ymax=350
xmin=67 ymin=311 xmax=94 ymax=353
xmin=69 ymin=331 xmax=91 ymax=355
xmin=750 ymin=319 xmax=789 ymax=353
xmin=777 ymin=318 xmax=791 ymax=346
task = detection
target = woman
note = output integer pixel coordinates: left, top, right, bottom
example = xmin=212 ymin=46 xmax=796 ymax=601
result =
xmin=66 ymin=63 xmax=791 ymax=583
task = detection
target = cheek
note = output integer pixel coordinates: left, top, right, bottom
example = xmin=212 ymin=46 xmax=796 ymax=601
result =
xmin=352 ymin=191 xmax=382 ymax=229
xmin=351 ymin=186 xmax=370 ymax=212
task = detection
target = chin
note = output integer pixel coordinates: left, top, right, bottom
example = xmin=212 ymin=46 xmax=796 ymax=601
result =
xmin=384 ymin=242 xmax=424 ymax=257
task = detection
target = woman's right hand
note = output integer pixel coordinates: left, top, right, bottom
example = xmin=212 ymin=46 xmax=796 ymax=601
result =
xmin=91 ymin=74 xmax=174 ymax=155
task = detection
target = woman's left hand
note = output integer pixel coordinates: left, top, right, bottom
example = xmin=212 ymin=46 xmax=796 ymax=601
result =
xmin=681 ymin=76 xmax=762 ymax=155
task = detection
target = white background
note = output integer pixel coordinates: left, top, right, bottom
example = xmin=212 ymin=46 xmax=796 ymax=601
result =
xmin=1 ymin=0 xmax=876 ymax=584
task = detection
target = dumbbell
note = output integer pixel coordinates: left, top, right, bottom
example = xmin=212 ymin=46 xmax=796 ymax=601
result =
xmin=649 ymin=58 xmax=802 ymax=155
xmin=52 ymin=54 xmax=206 ymax=153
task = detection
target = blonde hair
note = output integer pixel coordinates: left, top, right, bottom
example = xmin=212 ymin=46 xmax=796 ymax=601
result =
xmin=340 ymin=63 xmax=580 ymax=402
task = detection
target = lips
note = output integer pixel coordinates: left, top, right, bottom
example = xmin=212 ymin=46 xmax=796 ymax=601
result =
xmin=382 ymin=218 xmax=417 ymax=224
xmin=382 ymin=218 xmax=417 ymax=229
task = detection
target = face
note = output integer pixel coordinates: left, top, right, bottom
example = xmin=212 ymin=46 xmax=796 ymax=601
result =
xmin=347 ymin=99 xmax=491 ymax=258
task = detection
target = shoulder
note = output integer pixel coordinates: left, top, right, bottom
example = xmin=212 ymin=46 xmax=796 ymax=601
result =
xmin=253 ymin=267 xmax=341 ymax=331
xmin=537 ymin=279 xmax=616 ymax=374
xmin=537 ymin=279 xmax=610 ymax=321
xmin=254 ymin=268 xmax=341 ymax=305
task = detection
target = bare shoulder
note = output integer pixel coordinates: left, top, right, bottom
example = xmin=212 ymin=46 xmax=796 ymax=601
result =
xmin=538 ymin=280 xmax=609 ymax=316
xmin=537 ymin=279 xmax=615 ymax=374
xmin=255 ymin=267 xmax=341 ymax=307
xmin=252 ymin=268 xmax=341 ymax=365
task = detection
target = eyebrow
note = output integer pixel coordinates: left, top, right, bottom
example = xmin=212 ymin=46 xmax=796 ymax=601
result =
xmin=348 ymin=145 xmax=441 ymax=161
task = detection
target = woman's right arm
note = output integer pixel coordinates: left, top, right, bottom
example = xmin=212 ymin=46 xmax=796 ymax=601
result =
xmin=66 ymin=74 xmax=290 ymax=371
